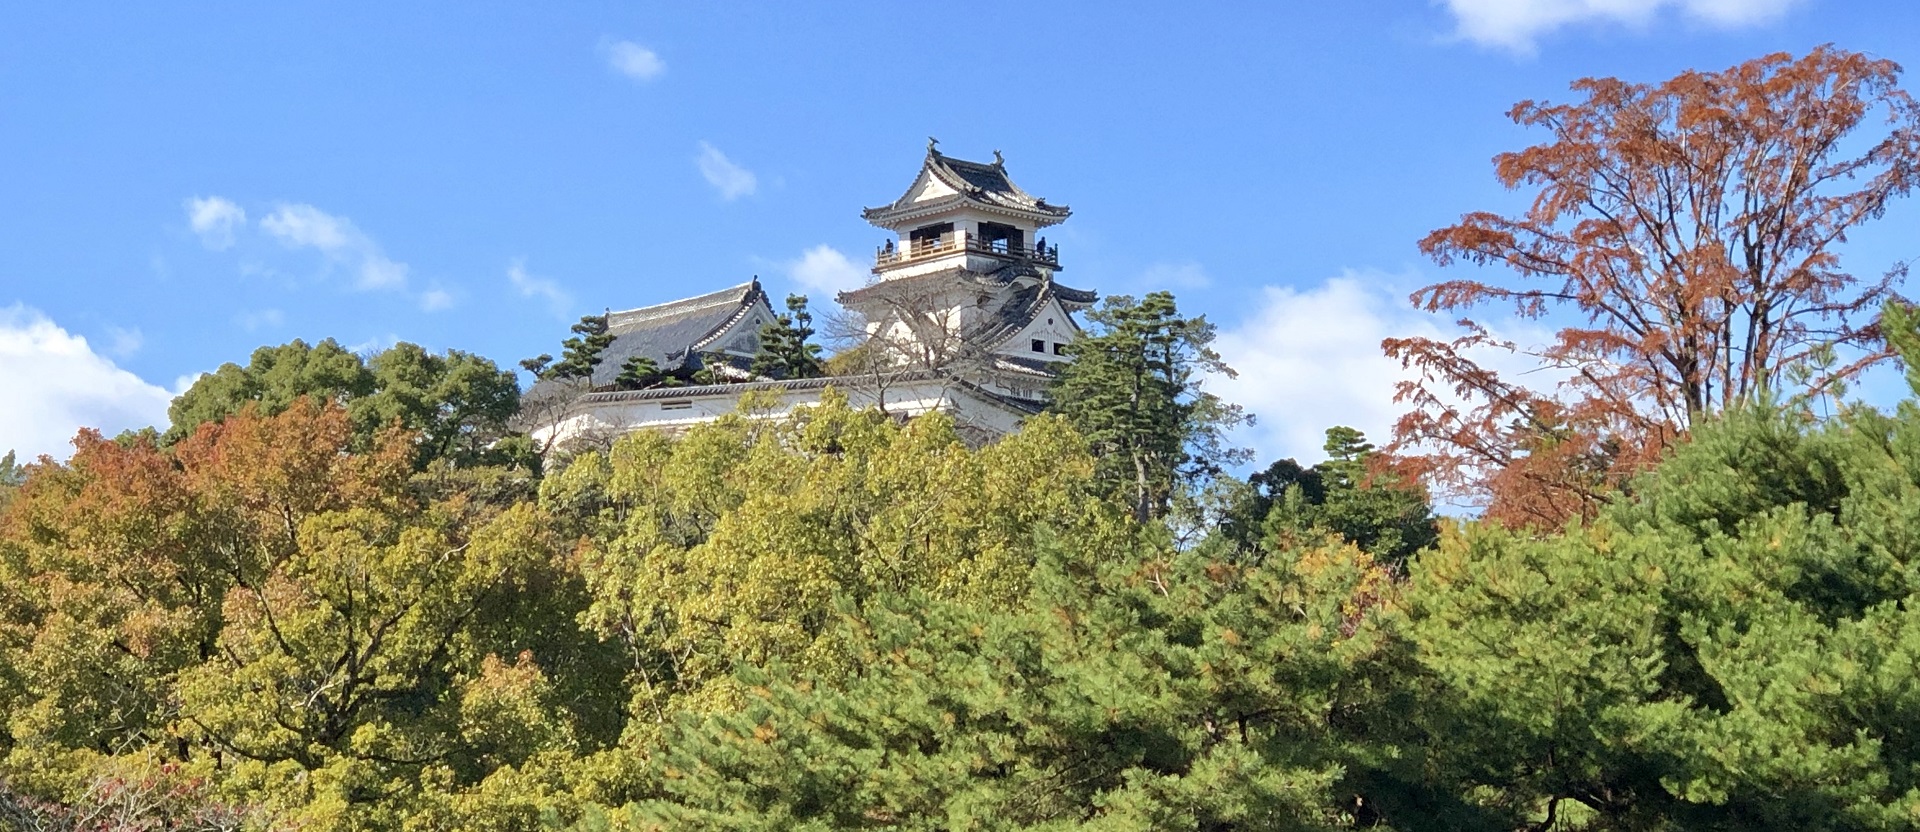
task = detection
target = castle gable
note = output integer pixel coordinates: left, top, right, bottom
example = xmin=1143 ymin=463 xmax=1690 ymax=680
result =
xmin=590 ymin=279 xmax=773 ymax=386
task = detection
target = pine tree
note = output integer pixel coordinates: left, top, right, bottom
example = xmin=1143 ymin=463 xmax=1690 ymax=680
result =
xmin=544 ymin=313 xmax=615 ymax=383
xmin=1051 ymin=291 xmax=1246 ymax=521
xmin=750 ymin=294 xmax=822 ymax=381
xmin=614 ymin=355 xmax=663 ymax=391
xmin=1236 ymin=427 xmax=1439 ymax=566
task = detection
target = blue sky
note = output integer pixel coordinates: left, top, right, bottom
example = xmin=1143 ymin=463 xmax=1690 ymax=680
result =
xmin=5 ymin=0 xmax=1919 ymax=464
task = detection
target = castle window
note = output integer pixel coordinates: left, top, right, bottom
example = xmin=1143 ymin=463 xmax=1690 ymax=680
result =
xmin=1053 ymin=342 xmax=1067 ymax=355
xmin=1031 ymin=339 xmax=1046 ymax=353
xmin=978 ymin=222 xmax=1023 ymax=253
xmin=660 ymin=401 xmax=693 ymax=411
xmin=909 ymin=222 xmax=954 ymax=255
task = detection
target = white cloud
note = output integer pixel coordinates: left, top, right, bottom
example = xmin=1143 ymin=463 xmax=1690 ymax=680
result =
xmin=235 ymin=308 xmax=284 ymax=331
xmin=1214 ymin=275 xmax=1437 ymax=466
xmin=419 ymin=288 xmax=455 ymax=312
xmin=184 ymin=196 xmax=246 ymax=250
xmin=1439 ymin=0 xmax=1804 ymax=52
xmin=104 ymin=326 xmax=143 ymax=359
xmin=605 ymin=40 xmax=665 ymax=81
xmin=696 ymin=141 xmax=757 ymax=201
xmin=1141 ymin=262 xmax=1211 ymax=290
xmin=0 ymin=305 xmax=173 ymax=462
xmin=507 ymin=259 xmax=572 ymax=319
xmin=786 ymin=245 xmax=867 ymax=297
xmin=1212 ymin=271 xmax=1558 ymax=467
xmin=259 ymin=203 xmax=411 ymax=291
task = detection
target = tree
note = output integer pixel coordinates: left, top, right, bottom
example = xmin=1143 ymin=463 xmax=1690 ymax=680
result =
xmin=165 ymin=338 xmax=372 ymax=442
xmin=360 ymin=343 xmax=523 ymax=467
xmin=546 ymin=392 xmax=1129 ymax=732
xmin=1398 ymin=398 xmax=1920 ymax=828
xmin=612 ymin=356 xmax=666 ymax=391
xmin=1384 ymin=46 xmax=1920 ymax=528
xmin=1233 ymin=427 xmax=1438 ymax=567
xmin=0 ymin=451 xmax=22 ymax=514
xmin=529 ymin=314 xmax=615 ymax=384
xmin=620 ymin=534 xmax=1410 ymax=830
xmin=166 ymin=339 xmax=522 ymax=469
xmin=0 ymin=401 xmax=621 ymax=829
xmin=1052 ymin=292 xmax=1247 ymax=522
xmin=750 ymin=294 xmax=822 ymax=381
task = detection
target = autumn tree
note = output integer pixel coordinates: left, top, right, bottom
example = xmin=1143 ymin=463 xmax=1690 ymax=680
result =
xmin=1052 ymin=292 xmax=1247 ymax=522
xmin=0 ymin=401 xmax=620 ymax=830
xmin=1385 ymin=46 xmax=1920 ymax=527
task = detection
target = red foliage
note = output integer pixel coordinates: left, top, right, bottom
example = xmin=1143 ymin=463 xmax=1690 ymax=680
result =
xmin=1386 ymin=47 xmax=1920 ymax=528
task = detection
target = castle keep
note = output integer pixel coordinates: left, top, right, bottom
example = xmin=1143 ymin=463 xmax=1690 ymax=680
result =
xmin=527 ymin=144 xmax=1098 ymax=447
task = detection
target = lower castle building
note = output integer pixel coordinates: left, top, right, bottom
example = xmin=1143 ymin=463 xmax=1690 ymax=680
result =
xmin=525 ymin=143 xmax=1097 ymax=448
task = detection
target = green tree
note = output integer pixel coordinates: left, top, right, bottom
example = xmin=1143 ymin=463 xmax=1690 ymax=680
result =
xmin=750 ymin=294 xmax=822 ymax=381
xmin=617 ymin=533 xmax=1413 ymax=829
xmin=0 ymin=451 xmax=22 ymax=514
xmin=1234 ymin=427 xmax=1438 ymax=566
xmin=545 ymin=391 xmax=1130 ymax=733
xmin=1052 ymin=291 xmax=1247 ymax=522
xmin=166 ymin=338 xmax=522 ymax=468
xmin=613 ymin=356 xmax=665 ymax=391
xmin=165 ymin=338 xmax=372 ymax=441
xmin=1396 ymin=398 xmax=1920 ymax=829
xmin=530 ymin=314 xmax=615 ymax=384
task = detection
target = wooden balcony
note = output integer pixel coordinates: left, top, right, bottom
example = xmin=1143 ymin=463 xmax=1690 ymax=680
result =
xmin=875 ymin=232 xmax=1060 ymax=269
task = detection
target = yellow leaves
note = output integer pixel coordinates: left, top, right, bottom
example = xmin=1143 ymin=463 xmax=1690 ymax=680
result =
xmin=575 ymin=394 xmax=1126 ymax=723
xmin=750 ymin=720 xmax=779 ymax=743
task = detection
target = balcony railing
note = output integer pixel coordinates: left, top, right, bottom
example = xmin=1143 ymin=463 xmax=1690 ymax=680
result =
xmin=876 ymin=232 xmax=1060 ymax=269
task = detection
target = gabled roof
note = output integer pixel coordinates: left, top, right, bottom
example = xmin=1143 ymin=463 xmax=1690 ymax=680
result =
xmin=835 ymin=263 xmax=1095 ymax=313
xmin=863 ymin=145 xmax=1072 ymax=229
xmin=550 ymin=280 xmax=771 ymax=392
xmin=962 ymin=276 xmax=1094 ymax=350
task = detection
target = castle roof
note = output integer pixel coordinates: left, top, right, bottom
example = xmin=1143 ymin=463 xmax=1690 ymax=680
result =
xmin=862 ymin=146 xmax=1071 ymax=229
xmin=599 ymin=280 xmax=771 ymax=381
xmin=834 ymin=263 xmax=1096 ymax=354
xmin=525 ymin=280 xmax=772 ymax=399
xmin=836 ymin=263 xmax=1095 ymax=311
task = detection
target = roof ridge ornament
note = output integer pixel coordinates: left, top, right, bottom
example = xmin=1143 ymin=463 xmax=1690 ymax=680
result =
xmin=927 ymin=136 xmax=940 ymax=155
xmin=992 ymin=149 xmax=1004 ymax=167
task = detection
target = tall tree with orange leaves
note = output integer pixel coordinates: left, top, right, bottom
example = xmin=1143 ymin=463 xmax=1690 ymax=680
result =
xmin=1385 ymin=46 xmax=1920 ymax=528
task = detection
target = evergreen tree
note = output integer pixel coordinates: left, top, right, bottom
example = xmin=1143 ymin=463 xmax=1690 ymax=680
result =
xmin=613 ymin=355 xmax=664 ymax=391
xmin=541 ymin=313 xmax=615 ymax=383
xmin=750 ymin=294 xmax=822 ymax=380
xmin=1051 ymin=291 xmax=1247 ymax=522
xmin=165 ymin=337 xmax=373 ymax=442
xmin=1232 ymin=427 xmax=1438 ymax=566
xmin=166 ymin=338 xmax=522 ymax=468
xmin=626 ymin=536 xmax=1404 ymax=830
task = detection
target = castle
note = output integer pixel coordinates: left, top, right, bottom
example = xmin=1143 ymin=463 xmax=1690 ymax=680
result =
xmin=525 ymin=143 xmax=1098 ymax=447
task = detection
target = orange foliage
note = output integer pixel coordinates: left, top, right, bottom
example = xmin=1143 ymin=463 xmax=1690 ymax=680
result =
xmin=1385 ymin=46 xmax=1920 ymax=528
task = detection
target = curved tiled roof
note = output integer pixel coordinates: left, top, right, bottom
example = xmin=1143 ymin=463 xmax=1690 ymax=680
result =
xmin=594 ymin=279 xmax=771 ymax=383
xmin=527 ymin=280 xmax=772 ymax=404
xmin=962 ymin=276 xmax=1096 ymax=351
xmin=835 ymin=263 xmax=1095 ymax=311
xmin=863 ymin=148 xmax=1071 ymax=227
xmin=834 ymin=263 xmax=1095 ymax=357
